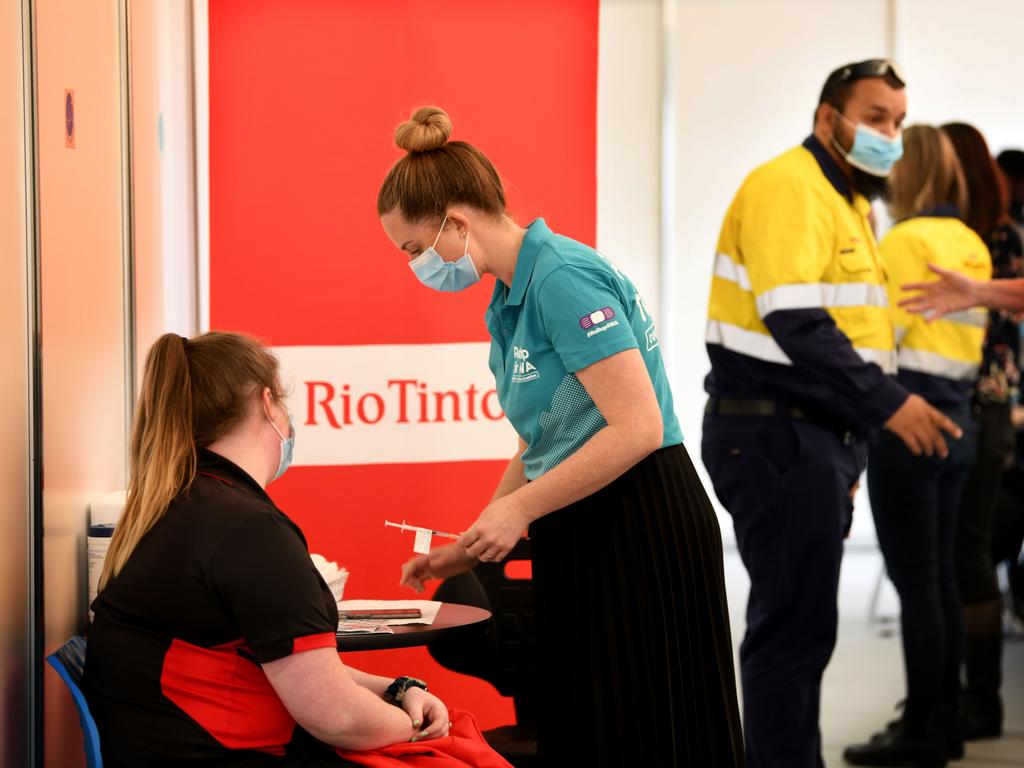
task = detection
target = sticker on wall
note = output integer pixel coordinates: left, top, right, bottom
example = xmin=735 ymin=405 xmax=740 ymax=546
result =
xmin=64 ymin=89 xmax=75 ymax=148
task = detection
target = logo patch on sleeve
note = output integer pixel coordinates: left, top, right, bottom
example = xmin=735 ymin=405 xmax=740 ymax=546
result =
xmin=579 ymin=307 xmax=616 ymax=330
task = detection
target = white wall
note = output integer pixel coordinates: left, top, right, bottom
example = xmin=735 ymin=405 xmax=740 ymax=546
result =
xmin=131 ymin=0 xmax=198 ymax=374
xmin=895 ymin=0 xmax=1024 ymax=155
xmin=597 ymin=0 xmax=663 ymax=321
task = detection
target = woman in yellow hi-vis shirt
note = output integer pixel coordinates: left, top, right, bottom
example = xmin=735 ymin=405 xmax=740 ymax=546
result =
xmin=845 ymin=125 xmax=991 ymax=767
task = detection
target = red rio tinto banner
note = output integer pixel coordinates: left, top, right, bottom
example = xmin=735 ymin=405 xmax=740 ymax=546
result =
xmin=209 ymin=0 xmax=597 ymax=727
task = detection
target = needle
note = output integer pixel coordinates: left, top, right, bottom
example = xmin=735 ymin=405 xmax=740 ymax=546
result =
xmin=384 ymin=519 xmax=460 ymax=541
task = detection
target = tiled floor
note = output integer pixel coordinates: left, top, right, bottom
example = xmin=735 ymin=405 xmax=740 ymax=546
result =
xmin=722 ymin=548 xmax=1024 ymax=767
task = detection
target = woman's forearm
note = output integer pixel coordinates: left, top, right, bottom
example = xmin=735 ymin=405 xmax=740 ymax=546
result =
xmin=314 ymin=682 xmax=415 ymax=750
xmin=490 ymin=445 xmax=528 ymax=502
xmin=975 ymin=277 xmax=1024 ymax=312
xmin=264 ymin=648 xmax=414 ymax=750
xmin=513 ymin=420 xmax=661 ymax=523
xmin=348 ymin=666 xmax=395 ymax=698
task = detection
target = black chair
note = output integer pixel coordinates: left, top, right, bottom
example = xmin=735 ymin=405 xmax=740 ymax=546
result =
xmin=428 ymin=539 xmax=536 ymax=767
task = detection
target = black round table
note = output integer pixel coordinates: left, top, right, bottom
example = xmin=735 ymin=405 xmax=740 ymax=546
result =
xmin=336 ymin=603 xmax=491 ymax=652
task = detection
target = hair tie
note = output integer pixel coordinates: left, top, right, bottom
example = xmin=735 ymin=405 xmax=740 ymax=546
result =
xmin=180 ymin=335 xmax=189 ymax=349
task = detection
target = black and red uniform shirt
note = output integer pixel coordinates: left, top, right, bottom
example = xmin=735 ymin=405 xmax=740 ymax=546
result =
xmin=83 ymin=449 xmax=348 ymax=767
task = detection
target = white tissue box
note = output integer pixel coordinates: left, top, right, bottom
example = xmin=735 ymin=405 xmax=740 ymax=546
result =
xmin=325 ymin=570 xmax=349 ymax=602
xmin=311 ymin=553 xmax=348 ymax=603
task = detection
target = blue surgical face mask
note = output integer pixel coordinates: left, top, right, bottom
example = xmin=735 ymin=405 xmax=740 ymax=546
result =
xmin=408 ymin=214 xmax=480 ymax=292
xmin=832 ymin=112 xmax=904 ymax=177
xmin=267 ymin=412 xmax=295 ymax=482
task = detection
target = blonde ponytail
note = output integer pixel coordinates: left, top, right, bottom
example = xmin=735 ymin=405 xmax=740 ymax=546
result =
xmin=98 ymin=331 xmax=284 ymax=592
xmin=99 ymin=334 xmax=196 ymax=591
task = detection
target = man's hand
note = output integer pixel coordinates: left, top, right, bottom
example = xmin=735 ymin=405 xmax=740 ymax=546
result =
xmin=399 ymin=544 xmax=476 ymax=593
xmin=884 ymin=393 xmax=963 ymax=457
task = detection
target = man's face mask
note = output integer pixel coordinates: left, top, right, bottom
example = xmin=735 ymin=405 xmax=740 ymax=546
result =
xmin=408 ymin=214 xmax=480 ymax=292
xmin=831 ymin=111 xmax=904 ymax=178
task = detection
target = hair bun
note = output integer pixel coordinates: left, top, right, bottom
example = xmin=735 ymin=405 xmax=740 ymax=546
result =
xmin=394 ymin=106 xmax=452 ymax=153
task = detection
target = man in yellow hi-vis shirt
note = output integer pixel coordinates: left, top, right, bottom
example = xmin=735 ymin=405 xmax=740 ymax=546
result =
xmin=700 ymin=61 xmax=962 ymax=768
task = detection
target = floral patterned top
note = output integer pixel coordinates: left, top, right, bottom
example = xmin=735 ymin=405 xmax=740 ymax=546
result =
xmin=975 ymin=222 xmax=1024 ymax=404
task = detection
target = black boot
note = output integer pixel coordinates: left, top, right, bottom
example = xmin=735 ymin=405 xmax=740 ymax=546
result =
xmin=866 ymin=700 xmax=963 ymax=759
xmin=963 ymin=633 xmax=1003 ymax=739
xmin=843 ymin=707 xmax=950 ymax=767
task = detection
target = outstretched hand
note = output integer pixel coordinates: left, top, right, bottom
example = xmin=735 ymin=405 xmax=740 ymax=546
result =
xmin=398 ymin=544 xmax=476 ymax=593
xmin=899 ymin=263 xmax=978 ymax=320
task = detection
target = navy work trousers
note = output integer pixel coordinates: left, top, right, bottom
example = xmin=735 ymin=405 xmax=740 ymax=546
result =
xmin=868 ymin=402 xmax=975 ymax=728
xmin=702 ymin=411 xmax=864 ymax=768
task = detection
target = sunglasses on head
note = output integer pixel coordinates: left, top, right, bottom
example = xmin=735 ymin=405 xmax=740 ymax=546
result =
xmin=834 ymin=59 xmax=906 ymax=88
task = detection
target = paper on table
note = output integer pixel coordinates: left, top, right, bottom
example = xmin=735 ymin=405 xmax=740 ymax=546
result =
xmin=336 ymin=599 xmax=442 ymax=626
xmin=336 ymin=620 xmax=395 ymax=635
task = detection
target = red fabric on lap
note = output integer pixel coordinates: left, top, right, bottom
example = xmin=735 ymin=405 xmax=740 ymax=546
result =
xmin=335 ymin=709 xmax=512 ymax=768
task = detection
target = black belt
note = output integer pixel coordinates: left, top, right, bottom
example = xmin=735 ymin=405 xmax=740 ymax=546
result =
xmin=705 ymin=397 xmax=857 ymax=445
xmin=705 ymin=398 xmax=808 ymax=420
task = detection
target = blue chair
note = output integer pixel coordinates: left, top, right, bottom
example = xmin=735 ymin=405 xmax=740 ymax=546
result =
xmin=46 ymin=635 xmax=102 ymax=768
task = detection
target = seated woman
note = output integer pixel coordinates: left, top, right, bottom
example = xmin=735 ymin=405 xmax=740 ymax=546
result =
xmin=83 ymin=331 xmax=509 ymax=768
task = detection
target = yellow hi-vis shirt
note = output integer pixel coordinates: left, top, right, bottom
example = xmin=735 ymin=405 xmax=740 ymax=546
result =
xmin=881 ymin=210 xmax=992 ymax=404
xmin=704 ymin=136 xmax=909 ymax=433
xmin=708 ymin=145 xmax=895 ymax=373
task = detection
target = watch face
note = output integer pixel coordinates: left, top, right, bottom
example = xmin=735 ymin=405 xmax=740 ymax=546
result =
xmin=385 ymin=676 xmax=428 ymax=705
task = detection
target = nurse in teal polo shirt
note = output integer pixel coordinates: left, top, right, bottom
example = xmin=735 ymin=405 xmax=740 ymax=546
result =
xmin=377 ymin=107 xmax=743 ymax=767
xmin=485 ymin=218 xmax=682 ymax=481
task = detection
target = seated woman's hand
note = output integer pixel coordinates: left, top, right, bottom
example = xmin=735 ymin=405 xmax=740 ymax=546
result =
xmin=402 ymin=687 xmax=451 ymax=741
xmin=399 ymin=544 xmax=476 ymax=592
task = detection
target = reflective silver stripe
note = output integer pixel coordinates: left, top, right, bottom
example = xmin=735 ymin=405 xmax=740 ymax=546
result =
xmin=712 ymin=258 xmax=890 ymax=318
xmin=756 ymin=282 xmax=889 ymax=318
xmin=705 ymin=319 xmax=792 ymax=365
xmin=713 ymin=252 xmax=751 ymax=291
xmin=943 ymin=309 xmax=989 ymax=329
xmin=706 ymin=318 xmax=897 ymax=374
xmin=897 ymin=347 xmax=979 ymax=380
xmin=857 ymin=347 xmax=898 ymax=375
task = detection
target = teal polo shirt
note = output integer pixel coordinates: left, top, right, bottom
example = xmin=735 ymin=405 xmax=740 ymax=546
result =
xmin=486 ymin=219 xmax=683 ymax=481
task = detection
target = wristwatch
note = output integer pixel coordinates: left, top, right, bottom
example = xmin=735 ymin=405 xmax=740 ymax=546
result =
xmin=383 ymin=676 xmax=428 ymax=706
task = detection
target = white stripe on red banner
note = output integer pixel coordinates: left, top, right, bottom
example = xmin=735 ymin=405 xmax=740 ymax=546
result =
xmin=276 ymin=343 xmax=518 ymax=467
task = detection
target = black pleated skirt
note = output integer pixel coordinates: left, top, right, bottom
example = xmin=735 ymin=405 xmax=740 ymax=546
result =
xmin=530 ymin=442 xmax=744 ymax=766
